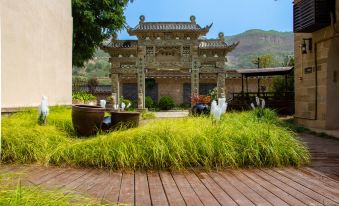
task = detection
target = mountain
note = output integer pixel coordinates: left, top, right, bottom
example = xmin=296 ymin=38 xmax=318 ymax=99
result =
xmin=224 ymin=29 xmax=294 ymax=69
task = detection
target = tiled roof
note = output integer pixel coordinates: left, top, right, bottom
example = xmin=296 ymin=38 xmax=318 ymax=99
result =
xmin=128 ymin=22 xmax=211 ymax=34
xmin=199 ymin=40 xmax=239 ymax=49
xmin=103 ymin=40 xmax=138 ymax=49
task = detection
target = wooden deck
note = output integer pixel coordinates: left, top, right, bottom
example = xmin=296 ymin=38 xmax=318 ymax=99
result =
xmin=1 ymin=133 xmax=339 ymax=205
xmin=299 ymin=133 xmax=339 ymax=180
xmin=1 ymin=165 xmax=338 ymax=206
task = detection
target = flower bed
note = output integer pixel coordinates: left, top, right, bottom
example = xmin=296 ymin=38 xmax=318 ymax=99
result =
xmin=1 ymin=107 xmax=310 ymax=169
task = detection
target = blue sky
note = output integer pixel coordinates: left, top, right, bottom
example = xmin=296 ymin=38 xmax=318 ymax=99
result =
xmin=118 ymin=0 xmax=293 ymax=40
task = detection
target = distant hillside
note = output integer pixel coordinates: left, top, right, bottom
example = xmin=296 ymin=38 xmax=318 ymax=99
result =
xmin=225 ymin=29 xmax=294 ymax=69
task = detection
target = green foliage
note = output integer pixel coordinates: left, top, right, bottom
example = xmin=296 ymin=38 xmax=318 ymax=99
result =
xmin=158 ymin=96 xmax=175 ymax=110
xmin=141 ymin=112 xmax=156 ymax=120
xmin=208 ymin=87 xmax=218 ymax=101
xmin=0 ymin=173 xmax=107 ymax=205
xmin=119 ymin=96 xmax=132 ymax=108
xmin=271 ymin=56 xmax=295 ymax=93
xmin=72 ymin=0 xmax=130 ymax=67
xmin=252 ymin=54 xmax=277 ymax=68
xmin=145 ymin=96 xmax=154 ymax=108
xmin=1 ymin=107 xmax=310 ymax=169
xmin=87 ymin=77 xmax=99 ymax=94
xmin=72 ymin=92 xmax=96 ymax=103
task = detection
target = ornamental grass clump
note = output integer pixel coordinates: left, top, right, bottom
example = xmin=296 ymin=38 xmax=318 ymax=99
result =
xmin=1 ymin=107 xmax=310 ymax=169
xmin=0 ymin=173 xmax=108 ymax=205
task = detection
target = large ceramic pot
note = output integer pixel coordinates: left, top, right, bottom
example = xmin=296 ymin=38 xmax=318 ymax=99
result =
xmin=192 ymin=103 xmax=209 ymax=115
xmin=110 ymin=111 xmax=140 ymax=129
xmin=72 ymin=104 xmax=105 ymax=136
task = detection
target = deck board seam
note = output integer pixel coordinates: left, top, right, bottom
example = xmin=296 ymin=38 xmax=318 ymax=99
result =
xmin=158 ymin=171 xmax=171 ymax=206
xmin=227 ymin=170 xmax=275 ymax=206
xmin=191 ymin=169 xmax=226 ymax=206
xmin=260 ymin=168 xmax=330 ymax=206
xmin=206 ymin=172 xmax=242 ymax=206
xmin=240 ymin=170 xmax=301 ymax=206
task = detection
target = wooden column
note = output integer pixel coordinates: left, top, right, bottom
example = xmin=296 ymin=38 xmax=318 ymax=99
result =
xmin=217 ymin=72 xmax=226 ymax=98
xmin=137 ymin=57 xmax=145 ymax=109
xmin=191 ymin=59 xmax=200 ymax=97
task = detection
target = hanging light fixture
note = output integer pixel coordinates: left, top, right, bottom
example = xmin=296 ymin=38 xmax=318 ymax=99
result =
xmin=301 ymin=38 xmax=312 ymax=54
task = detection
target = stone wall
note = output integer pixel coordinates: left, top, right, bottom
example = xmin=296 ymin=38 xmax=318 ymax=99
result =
xmin=294 ymin=0 xmax=339 ymax=129
xmin=1 ymin=0 xmax=73 ymax=110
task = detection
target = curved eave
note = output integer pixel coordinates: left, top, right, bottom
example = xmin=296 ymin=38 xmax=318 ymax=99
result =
xmin=199 ymin=42 xmax=239 ymax=51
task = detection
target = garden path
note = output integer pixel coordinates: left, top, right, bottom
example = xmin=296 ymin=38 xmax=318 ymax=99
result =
xmin=299 ymin=132 xmax=339 ymax=180
xmin=1 ymin=133 xmax=339 ymax=205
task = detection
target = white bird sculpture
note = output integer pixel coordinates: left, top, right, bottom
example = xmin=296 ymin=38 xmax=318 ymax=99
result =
xmin=38 ymin=96 xmax=49 ymax=125
xmin=211 ymin=98 xmax=228 ymax=122
xmin=121 ymin=102 xmax=126 ymax=111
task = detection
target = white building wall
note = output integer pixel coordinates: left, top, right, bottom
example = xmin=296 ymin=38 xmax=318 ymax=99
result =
xmin=1 ymin=0 xmax=73 ymax=109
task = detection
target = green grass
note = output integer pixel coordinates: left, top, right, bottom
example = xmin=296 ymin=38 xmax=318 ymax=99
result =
xmin=0 ymin=173 xmax=109 ymax=205
xmin=1 ymin=107 xmax=310 ymax=170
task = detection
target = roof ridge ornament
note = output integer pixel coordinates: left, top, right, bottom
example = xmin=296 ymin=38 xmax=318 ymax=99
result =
xmin=139 ymin=15 xmax=145 ymax=23
xmin=218 ymin=32 xmax=224 ymax=41
xmin=190 ymin=15 xmax=196 ymax=23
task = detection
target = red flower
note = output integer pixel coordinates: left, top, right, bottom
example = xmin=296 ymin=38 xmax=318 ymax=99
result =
xmin=191 ymin=94 xmax=212 ymax=105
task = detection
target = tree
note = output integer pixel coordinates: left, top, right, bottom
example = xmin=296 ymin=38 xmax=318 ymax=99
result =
xmin=252 ymin=54 xmax=276 ymax=68
xmin=72 ymin=0 xmax=130 ymax=67
xmin=271 ymin=55 xmax=295 ymax=93
xmin=87 ymin=77 xmax=99 ymax=94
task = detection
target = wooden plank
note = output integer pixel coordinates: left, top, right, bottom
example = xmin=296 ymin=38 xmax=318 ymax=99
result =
xmin=134 ymin=171 xmax=152 ymax=206
xmin=229 ymin=170 xmax=289 ymax=206
xmin=101 ymin=171 xmax=122 ymax=204
xmin=160 ymin=171 xmax=186 ymax=206
xmin=118 ymin=171 xmax=134 ymax=205
xmin=193 ymin=170 xmax=237 ymax=206
xmin=71 ymin=169 xmax=104 ymax=192
xmin=64 ymin=169 xmax=101 ymax=190
xmin=35 ymin=168 xmax=72 ymax=185
xmin=303 ymin=167 xmax=339 ymax=188
xmin=209 ymin=171 xmax=255 ymax=206
xmin=275 ymin=168 xmax=339 ymax=203
xmin=253 ymin=169 xmax=321 ymax=206
xmin=184 ymin=171 xmax=220 ymax=206
xmin=171 ymin=171 xmax=203 ymax=206
xmin=219 ymin=170 xmax=272 ymax=206
xmin=241 ymin=170 xmax=307 ymax=206
xmin=262 ymin=168 xmax=338 ymax=206
xmin=54 ymin=168 xmax=90 ymax=189
xmin=26 ymin=167 xmax=59 ymax=185
xmin=147 ymin=171 xmax=169 ymax=206
xmin=86 ymin=170 xmax=113 ymax=198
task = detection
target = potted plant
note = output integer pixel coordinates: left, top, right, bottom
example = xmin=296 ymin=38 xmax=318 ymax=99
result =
xmin=191 ymin=94 xmax=211 ymax=115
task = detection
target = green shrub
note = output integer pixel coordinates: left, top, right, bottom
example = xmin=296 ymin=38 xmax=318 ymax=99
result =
xmin=158 ymin=96 xmax=175 ymax=110
xmin=141 ymin=111 xmax=156 ymax=120
xmin=145 ymin=96 xmax=154 ymax=108
xmin=72 ymin=92 xmax=96 ymax=103
xmin=119 ymin=96 xmax=132 ymax=108
xmin=1 ymin=107 xmax=310 ymax=170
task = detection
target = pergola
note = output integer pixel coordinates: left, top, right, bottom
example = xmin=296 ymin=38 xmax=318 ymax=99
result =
xmin=236 ymin=67 xmax=294 ymax=94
